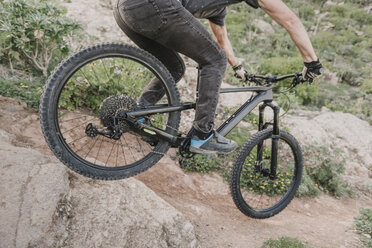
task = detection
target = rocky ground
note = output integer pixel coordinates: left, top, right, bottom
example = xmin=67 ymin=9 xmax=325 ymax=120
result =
xmin=0 ymin=115 xmax=198 ymax=248
xmin=0 ymin=94 xmax=370 ymax=248
xmin=1 ymin=0 xmax=371 ymax=247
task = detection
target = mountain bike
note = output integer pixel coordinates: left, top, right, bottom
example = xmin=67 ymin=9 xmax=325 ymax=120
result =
xmin=40 ymin=43 xmax=307 ymax=219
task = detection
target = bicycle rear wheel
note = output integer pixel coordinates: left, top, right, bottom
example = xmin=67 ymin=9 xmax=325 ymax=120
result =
xmin=40 ymin=43 xmax=180 ymax=180
xmin=230 ymin=128 xmax=303 ymax=219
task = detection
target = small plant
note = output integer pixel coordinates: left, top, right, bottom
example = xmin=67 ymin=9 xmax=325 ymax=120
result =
xmin=361 ymin=79 xmax=372 ymax=95
xmin=179 ymin=154 xmax=222 ymax=173
xmin=296 ymin=168 xmax=321 ymax=197
xmin=354 ymin=208 xmax=372 ymax=247
xmin=304 ymin=145 xmax=351 ymax=197
xmin=0 ymin=0 xmax=81 ymax=77
xmin=262 ymin=236 xmax=309 ymax=248
xmin=0 ymin=77 xmax=43 ymax=110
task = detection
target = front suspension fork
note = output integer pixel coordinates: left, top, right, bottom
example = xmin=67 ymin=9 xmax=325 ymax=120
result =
xmin=256 ymin=101 xmax=280 ymax=179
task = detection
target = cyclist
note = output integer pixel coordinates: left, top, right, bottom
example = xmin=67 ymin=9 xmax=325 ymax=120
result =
xmin=114 ymin=0 xmax=324 ymax=154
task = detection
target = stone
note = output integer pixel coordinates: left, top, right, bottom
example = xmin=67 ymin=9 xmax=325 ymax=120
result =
xmin=0 ymin=130 xmax=198 ymax=248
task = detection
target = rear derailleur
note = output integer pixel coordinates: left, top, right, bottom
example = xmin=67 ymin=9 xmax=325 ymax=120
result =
xmin=85 ymin=117 xmax=123 ymax=140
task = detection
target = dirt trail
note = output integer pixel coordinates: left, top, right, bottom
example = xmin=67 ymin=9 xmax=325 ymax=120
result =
xmin=2 ymin=0 xmax=370 ymax=246
xmin=1 ymin=96 xmax=369 ymax=248
xmin=137 ymin=156 xmax=367 ymax=248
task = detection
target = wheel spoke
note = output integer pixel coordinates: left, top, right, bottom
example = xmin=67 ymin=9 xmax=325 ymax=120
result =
xmin=119 ymin=138 xmax=128 ymax=165
xmin=105 ymin=141 xmax=116 ymax=166
xmin=231 ymin=129 xmax=302 ymax=218
xmin=84 ymin=137 xmax=99 ymax=159
xmin=94 ymin=138 xmax=104 ymax=164
xmin=62 ymin=117 xmax=96 ymax=134
xmin=44 ymin=47 xmax=178 ymax=179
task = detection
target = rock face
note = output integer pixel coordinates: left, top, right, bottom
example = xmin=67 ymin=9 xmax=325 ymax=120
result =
xmin=282 ymin=109 xmax=372 ymax=191
xmin=0 ymin=130 xmax=69 ymax=248
xmin=0 ymin=130 xmax=198 ymax=248
xmin=65 ymin=176 xmax=198 ymax=248
xmin=62 ymin=0 xmax=130 ymax=44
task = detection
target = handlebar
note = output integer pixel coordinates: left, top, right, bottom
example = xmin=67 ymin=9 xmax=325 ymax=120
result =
xmin=244 ymin=72 xmax=308 ymax=87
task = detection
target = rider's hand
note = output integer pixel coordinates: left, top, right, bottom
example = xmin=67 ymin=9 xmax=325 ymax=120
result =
xmin=233 ymin=64 xmax=247 ymax=81
xmin=302 ymin=59 xmax=324 ymax=82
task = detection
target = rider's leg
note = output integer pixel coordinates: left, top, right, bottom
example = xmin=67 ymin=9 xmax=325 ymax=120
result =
xmin=114 ymin=7 xmax=185 ymax=106
xmin=114 ymin=0 xmax=237 ymax=153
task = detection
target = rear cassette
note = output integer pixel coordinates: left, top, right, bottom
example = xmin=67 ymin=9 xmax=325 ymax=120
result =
xmin=99 ymin=94 xmax=137 ymax=131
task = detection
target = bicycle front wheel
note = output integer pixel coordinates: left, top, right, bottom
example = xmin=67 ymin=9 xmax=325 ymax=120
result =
xmin=230 ymin=128 xmax=303 ymax=219
xmin=40 ymin=43 xmax=180 ymax=180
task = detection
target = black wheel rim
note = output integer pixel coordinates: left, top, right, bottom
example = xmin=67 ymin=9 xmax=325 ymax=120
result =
xmin=53 ymin=53 xmax=176 ymax=170
xmin=236 ymin=134 xmax=300 ymax=214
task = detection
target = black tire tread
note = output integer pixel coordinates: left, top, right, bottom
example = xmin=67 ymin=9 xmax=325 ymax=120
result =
xmin=40 ymin=43 xmax=180 ymax=180
xmin=230 ymin=128 xmax=303 ymax=219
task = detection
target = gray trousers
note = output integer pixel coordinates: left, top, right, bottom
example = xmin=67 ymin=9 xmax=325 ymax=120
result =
xmin=114 ymin=0 xmax=227 ymax=134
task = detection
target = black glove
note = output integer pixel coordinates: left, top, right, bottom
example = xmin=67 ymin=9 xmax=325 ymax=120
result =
xmin=302 ymin=59 xmax=324 ymax=82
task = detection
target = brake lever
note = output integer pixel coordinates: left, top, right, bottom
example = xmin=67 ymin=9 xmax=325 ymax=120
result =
xmin=245 ymin=73 xmax=263 ymax=85
xmin=291 ymin=72 xmax=307 ymax=87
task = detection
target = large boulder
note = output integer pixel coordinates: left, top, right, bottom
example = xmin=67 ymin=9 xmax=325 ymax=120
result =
xmin=282 ymin=109 xmax=372 ymax=191
xmin=63 ymin=175 xmax=198 ymax=248
xmin=0 ymin=130 xmax=198 ymax=248
xmin=0 ymin=130 xmax=69 ymax=248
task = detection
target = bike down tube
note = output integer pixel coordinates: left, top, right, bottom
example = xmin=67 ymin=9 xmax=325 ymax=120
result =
xmin=217 ymin=89 xmax=273 ymax=136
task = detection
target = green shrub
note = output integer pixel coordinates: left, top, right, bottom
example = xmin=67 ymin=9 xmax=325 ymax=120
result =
xmin=354 ymin=208 xmax=372 ymax=247
xmin=339 ymin=69 xmax=361 ymax=87
xmin=297 ymin=168 xmax=321 ymax=197
xmin=299 ymin=6 xmax=315 ymax=21
xmin=316 ymin=81 xmax=372 ymax=124
xmin=179 ymin=154 xmax=222 ymax=173
xmin=262 ymin=237 xmax=309 ymax=248
xmin=226 ymin=125 xmax=252 ymax=146
xmin=59 ymin=58 xmax=153 ymax=112
xmin=361 ymin=79 xmax=372 ymax=95
xmin=304 ymin=145 xmax=351 ymax=197
xmin=0 ymin=76 xmax=43 ymax=109
xmin=0 ymin=0 xmax=81 ymax=77
xmin=258 ymin=57 xmax=303 ymax=76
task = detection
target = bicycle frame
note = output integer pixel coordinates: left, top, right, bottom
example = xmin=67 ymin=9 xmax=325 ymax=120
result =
xmin=115 ymin=70 xmax=306 ymax=178
xmin=120 ymin=85 xmax=279 ymax=144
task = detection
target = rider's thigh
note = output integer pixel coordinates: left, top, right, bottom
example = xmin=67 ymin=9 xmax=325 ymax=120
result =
xmin=155 ymin=0 xmax=227 ymax=67
xmin=114 ymin=2 xmax=185 ymax=82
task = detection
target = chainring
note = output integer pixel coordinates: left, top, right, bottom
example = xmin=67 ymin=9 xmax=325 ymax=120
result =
xmin=99 ymin=94 xmax=137 ymax=131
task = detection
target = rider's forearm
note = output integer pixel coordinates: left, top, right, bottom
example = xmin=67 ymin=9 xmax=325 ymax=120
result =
xmin=258 ymin=0 xmax=318 ymax=62
xmin=208 ymin=21 xmax=238 ymax=66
